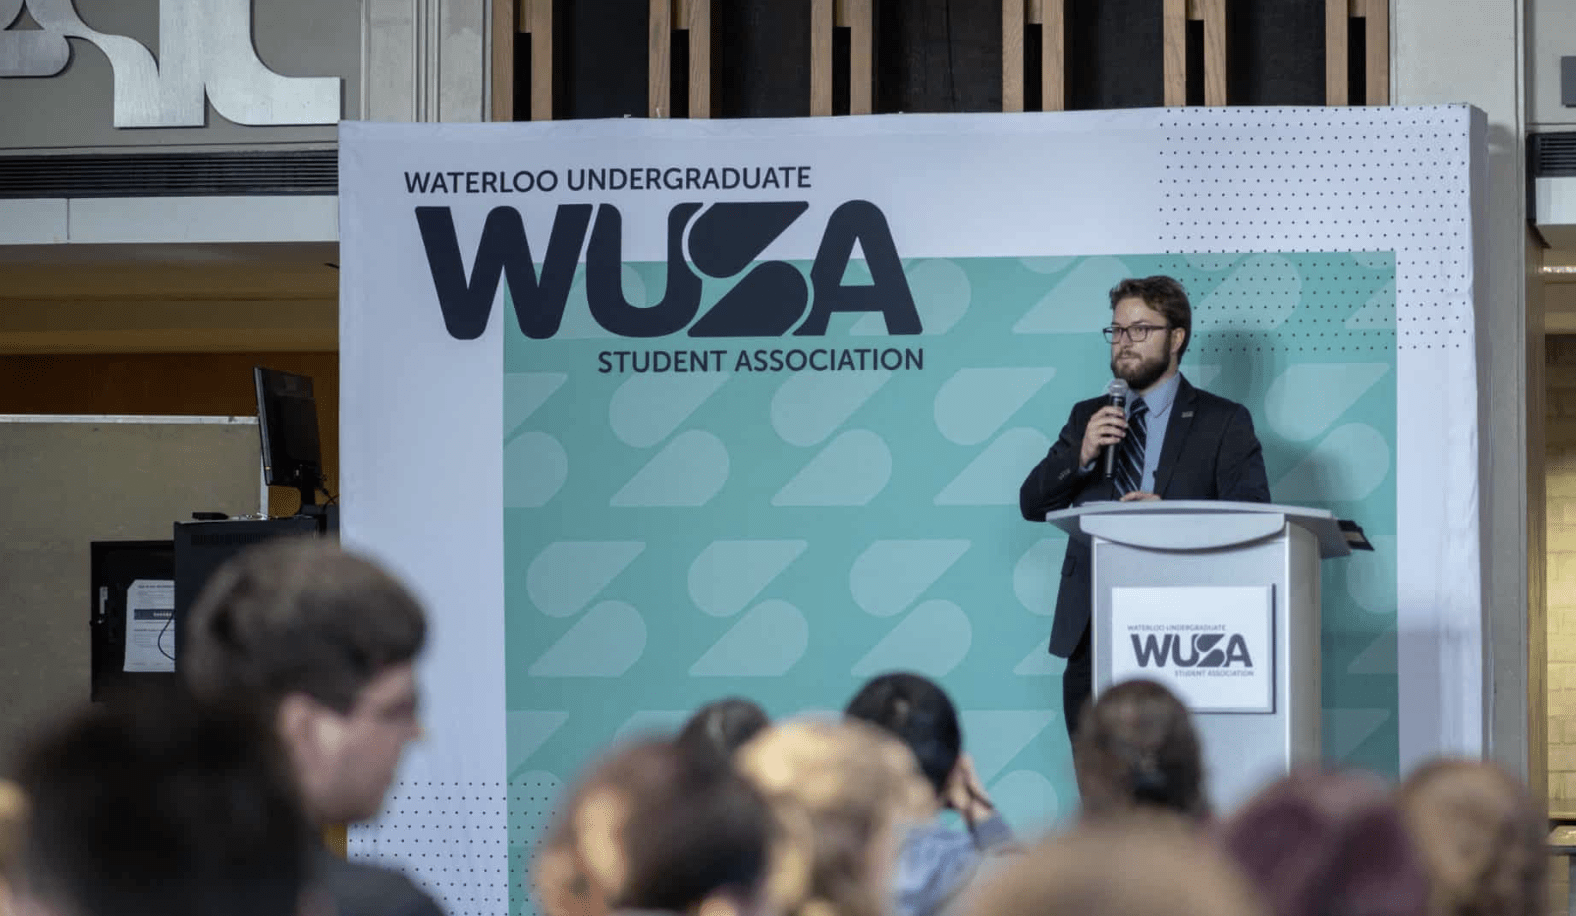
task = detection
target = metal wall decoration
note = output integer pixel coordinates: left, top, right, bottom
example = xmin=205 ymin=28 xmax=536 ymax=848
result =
xmin=0 ymin=0 xmax=341 ymax=127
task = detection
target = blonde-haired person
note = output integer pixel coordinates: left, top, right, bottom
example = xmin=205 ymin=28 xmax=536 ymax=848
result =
xmin=0 ymin=780 xmax=25 ymax=916
xmin=960 ymin=816 xmax=1265 ymax=916
xmin=734 ymin=718 xmax=935 ymax=916
xmin=1396 ymin=759 xmax=1545 ymax=916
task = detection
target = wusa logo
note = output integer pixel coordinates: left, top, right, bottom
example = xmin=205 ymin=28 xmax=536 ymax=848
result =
xmin=414 ymin=200 xmax=920 ymax=342
xmin=1129 ymin=632 xmax=1255 ymax=670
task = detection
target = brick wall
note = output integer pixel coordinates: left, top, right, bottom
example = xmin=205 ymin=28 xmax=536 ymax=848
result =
xmin=1547 ymin=336 xmax=1576 ymax=916
xmin=1551 ymin=336 xmax=1576 ymax=810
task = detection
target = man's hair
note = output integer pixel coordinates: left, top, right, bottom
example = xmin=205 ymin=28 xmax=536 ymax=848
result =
xmin=1110 ymin=275 xmax=1193 ymax=361
xmin=553 ymin=738 xmax=771 ymax=912
xmin=182 ymin=537 xmax=427 ymax=714
xmin=843 ymin=671 xmax=961 ymax=796
xmin=676 ymin=697 xmax=770 ymax=763
xmin=11 ymin=685 xmax=312 ymax=916
xmin=1074 ymin=679 xmax=1208 ymax=822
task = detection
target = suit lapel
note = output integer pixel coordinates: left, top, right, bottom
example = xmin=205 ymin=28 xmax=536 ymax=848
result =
xmin=1152 ymin=376 xmax=1196 ymax=497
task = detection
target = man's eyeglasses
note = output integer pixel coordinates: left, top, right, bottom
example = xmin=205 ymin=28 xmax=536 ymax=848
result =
xmin=1103 ymin=324 xmax=1168 ymax=343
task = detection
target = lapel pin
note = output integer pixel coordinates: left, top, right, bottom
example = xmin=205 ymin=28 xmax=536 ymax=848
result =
xmin=1181 ymin=411 xmax=1194 ymax=419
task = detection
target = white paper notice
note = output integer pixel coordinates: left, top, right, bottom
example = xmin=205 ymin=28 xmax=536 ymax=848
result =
xmin=124 ymin=579 xmax=176 ymax=673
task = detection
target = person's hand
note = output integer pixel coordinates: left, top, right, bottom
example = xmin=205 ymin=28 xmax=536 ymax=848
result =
xmin=942 ymin=754 xmax=995 ymax=825
xmin=1078 ymin=406 xmax=1127 ymax=467
xmin=1120 ymin=492 xmax=1160 ymax=502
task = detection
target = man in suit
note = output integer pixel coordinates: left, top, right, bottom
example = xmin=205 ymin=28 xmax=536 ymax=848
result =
xmin=1018 ymin=275 xmax=1270 ymax=741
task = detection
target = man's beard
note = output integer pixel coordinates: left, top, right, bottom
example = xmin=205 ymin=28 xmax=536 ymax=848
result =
xmin=1111 ymin=350 xmax=1170 ymax=391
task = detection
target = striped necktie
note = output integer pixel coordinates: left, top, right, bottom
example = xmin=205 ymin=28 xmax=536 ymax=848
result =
xmin=1114 ymin=397 xmax=1148 ymax=497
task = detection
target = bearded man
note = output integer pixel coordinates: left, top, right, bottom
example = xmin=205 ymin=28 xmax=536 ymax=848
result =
xmin=1018 ymin=275 xmax=1271 ymax=741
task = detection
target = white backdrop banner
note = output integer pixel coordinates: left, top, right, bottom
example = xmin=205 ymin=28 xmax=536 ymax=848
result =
xmin=338 ymin=107 xmax=1483 ymax=916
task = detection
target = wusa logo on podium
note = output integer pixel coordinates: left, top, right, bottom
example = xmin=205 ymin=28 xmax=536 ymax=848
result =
xmin=1109 ymin=586 xmax=1275 ymax=714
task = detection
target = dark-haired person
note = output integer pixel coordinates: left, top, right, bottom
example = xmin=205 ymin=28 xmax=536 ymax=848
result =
xmin=1220 ymin=769 xmax=1430 ymax=916
xmin=1073 ymin=679 xmax=1209 ymax=824
xmin=845 ymin=672 xmax=1015 ymax=916
xmin=676 ymin=696 xmax=770 ymax=764
xmin=8 ymin=686 xmax=318 ymax=916
xmin=1018 ymin=276 xmax=1271 ymax=740
xmin=536 ymin=737 xmax=773 ymax=916
xmin=181 ymin=537 xmax=443 ymax=916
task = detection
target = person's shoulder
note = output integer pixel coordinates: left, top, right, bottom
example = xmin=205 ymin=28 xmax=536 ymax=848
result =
xmin=1183 ymin=380 xmax=1249 ymax=416
xmin=318 ymin=854 xmax=446 ymax=916
xmin=1069 ymin=393 xmax=1107 ymax=416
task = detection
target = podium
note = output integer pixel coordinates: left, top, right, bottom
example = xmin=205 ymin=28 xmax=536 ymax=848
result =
xmin=1044 ymin=501 xmax=1350 ymax=810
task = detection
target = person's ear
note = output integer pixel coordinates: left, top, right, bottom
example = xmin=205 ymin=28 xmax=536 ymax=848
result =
xmin=1170 ymin=326 xmax=1186 ymax=359
xmin=277 ymin=693 xmax=348 ymax=772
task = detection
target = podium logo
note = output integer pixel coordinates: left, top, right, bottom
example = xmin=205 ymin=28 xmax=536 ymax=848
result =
xmin=415 ymin=200 xmax=921 ymax=342
xmin=1130 ymin=632 xmax=1254 ymax=669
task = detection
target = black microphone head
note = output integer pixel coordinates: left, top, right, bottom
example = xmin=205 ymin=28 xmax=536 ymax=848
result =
xmin=1106 ymin=378 xmax=1129 ymax=406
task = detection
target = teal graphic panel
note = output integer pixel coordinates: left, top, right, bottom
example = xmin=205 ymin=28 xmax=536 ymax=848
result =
xmin=502 ymin=252 xmax=1396 ymax=913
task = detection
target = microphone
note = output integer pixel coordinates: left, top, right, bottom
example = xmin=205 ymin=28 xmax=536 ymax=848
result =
xmin=1102 ymin=378 xmax=1129 ymax=479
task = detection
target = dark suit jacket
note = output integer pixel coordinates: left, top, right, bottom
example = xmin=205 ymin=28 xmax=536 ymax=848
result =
xmin=1018 ymin=375 xmax=1271 ymax=657
xmin=315 ymin=848 xmax=447 ymax=916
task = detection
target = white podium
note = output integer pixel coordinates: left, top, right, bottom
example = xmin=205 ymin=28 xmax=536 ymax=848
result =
xmin=1044 ymin=501 xmax=1351 ymax=811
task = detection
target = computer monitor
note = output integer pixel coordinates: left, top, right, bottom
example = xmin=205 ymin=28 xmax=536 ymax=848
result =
xmin=253 ymin=367 xmax=324 ymax=512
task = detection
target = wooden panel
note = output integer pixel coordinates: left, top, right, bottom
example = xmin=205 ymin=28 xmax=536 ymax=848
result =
xmin=811 ymin=0 xmax=833 ymax=115
xmin=491 ymin=0 xmax=514 ymax=120
xmin=1200 ymin=0 xmax=1226 ymax=105
xmin=843 ymin=0 xmax=873 ymax=115
xmin=1163 ymin=0 xmax=1186 ymax=106
xmin=525 ymin=0 xmax=554 ymax=119
xmin=685 ymin=0 xmax=713 ymax=117
xmin=649 ymin=0 xmax=672 ymax=117
xmin=1325 ymin=0 xmax=1348 ymax=105
xmin=1042 ymin=0 xmax=1065 ymax=110
xmin=1364 ymin=0 xmax=1389 ymax=105
xmin=1003 ymin=0 xmax=1025 ymax=111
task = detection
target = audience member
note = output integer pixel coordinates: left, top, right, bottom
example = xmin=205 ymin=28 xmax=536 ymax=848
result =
xmin=677 ymin=697 xmax=770 ymax=764
xmin=735 ymin=718 xmax=934 ymax=916
xmin=180 ymin=537 xmax=443 ymax=916
xmin=844 ymin=672 xmax=1015 ymax=916
xmin=960 ymin=817 xmax=1265 ymax=916
xmin=1073 ymin=679 xmax=1208 ymax=823
xmin=6 ymin=685 xmax=316 ymax=916
xmin=534 ymin=737 xmax=772 ymax=916
xmin=1397 ymin=759 xmax=1545 ymax=916
xmin=1219 ymin=769 xmax=1431 ymax=916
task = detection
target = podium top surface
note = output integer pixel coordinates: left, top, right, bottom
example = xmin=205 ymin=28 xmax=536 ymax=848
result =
xmin=1043 ymin=501 xmax=1351 ymax=559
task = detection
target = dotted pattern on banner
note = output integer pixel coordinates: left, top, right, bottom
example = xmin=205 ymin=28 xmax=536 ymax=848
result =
xmin=1155 ymin=104 xmax=1476 ymax=780
xmin=349 ymin=783 xmax=509 ymax=916
xmin=1157 ymin=105 xmax=1471 ymax=350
